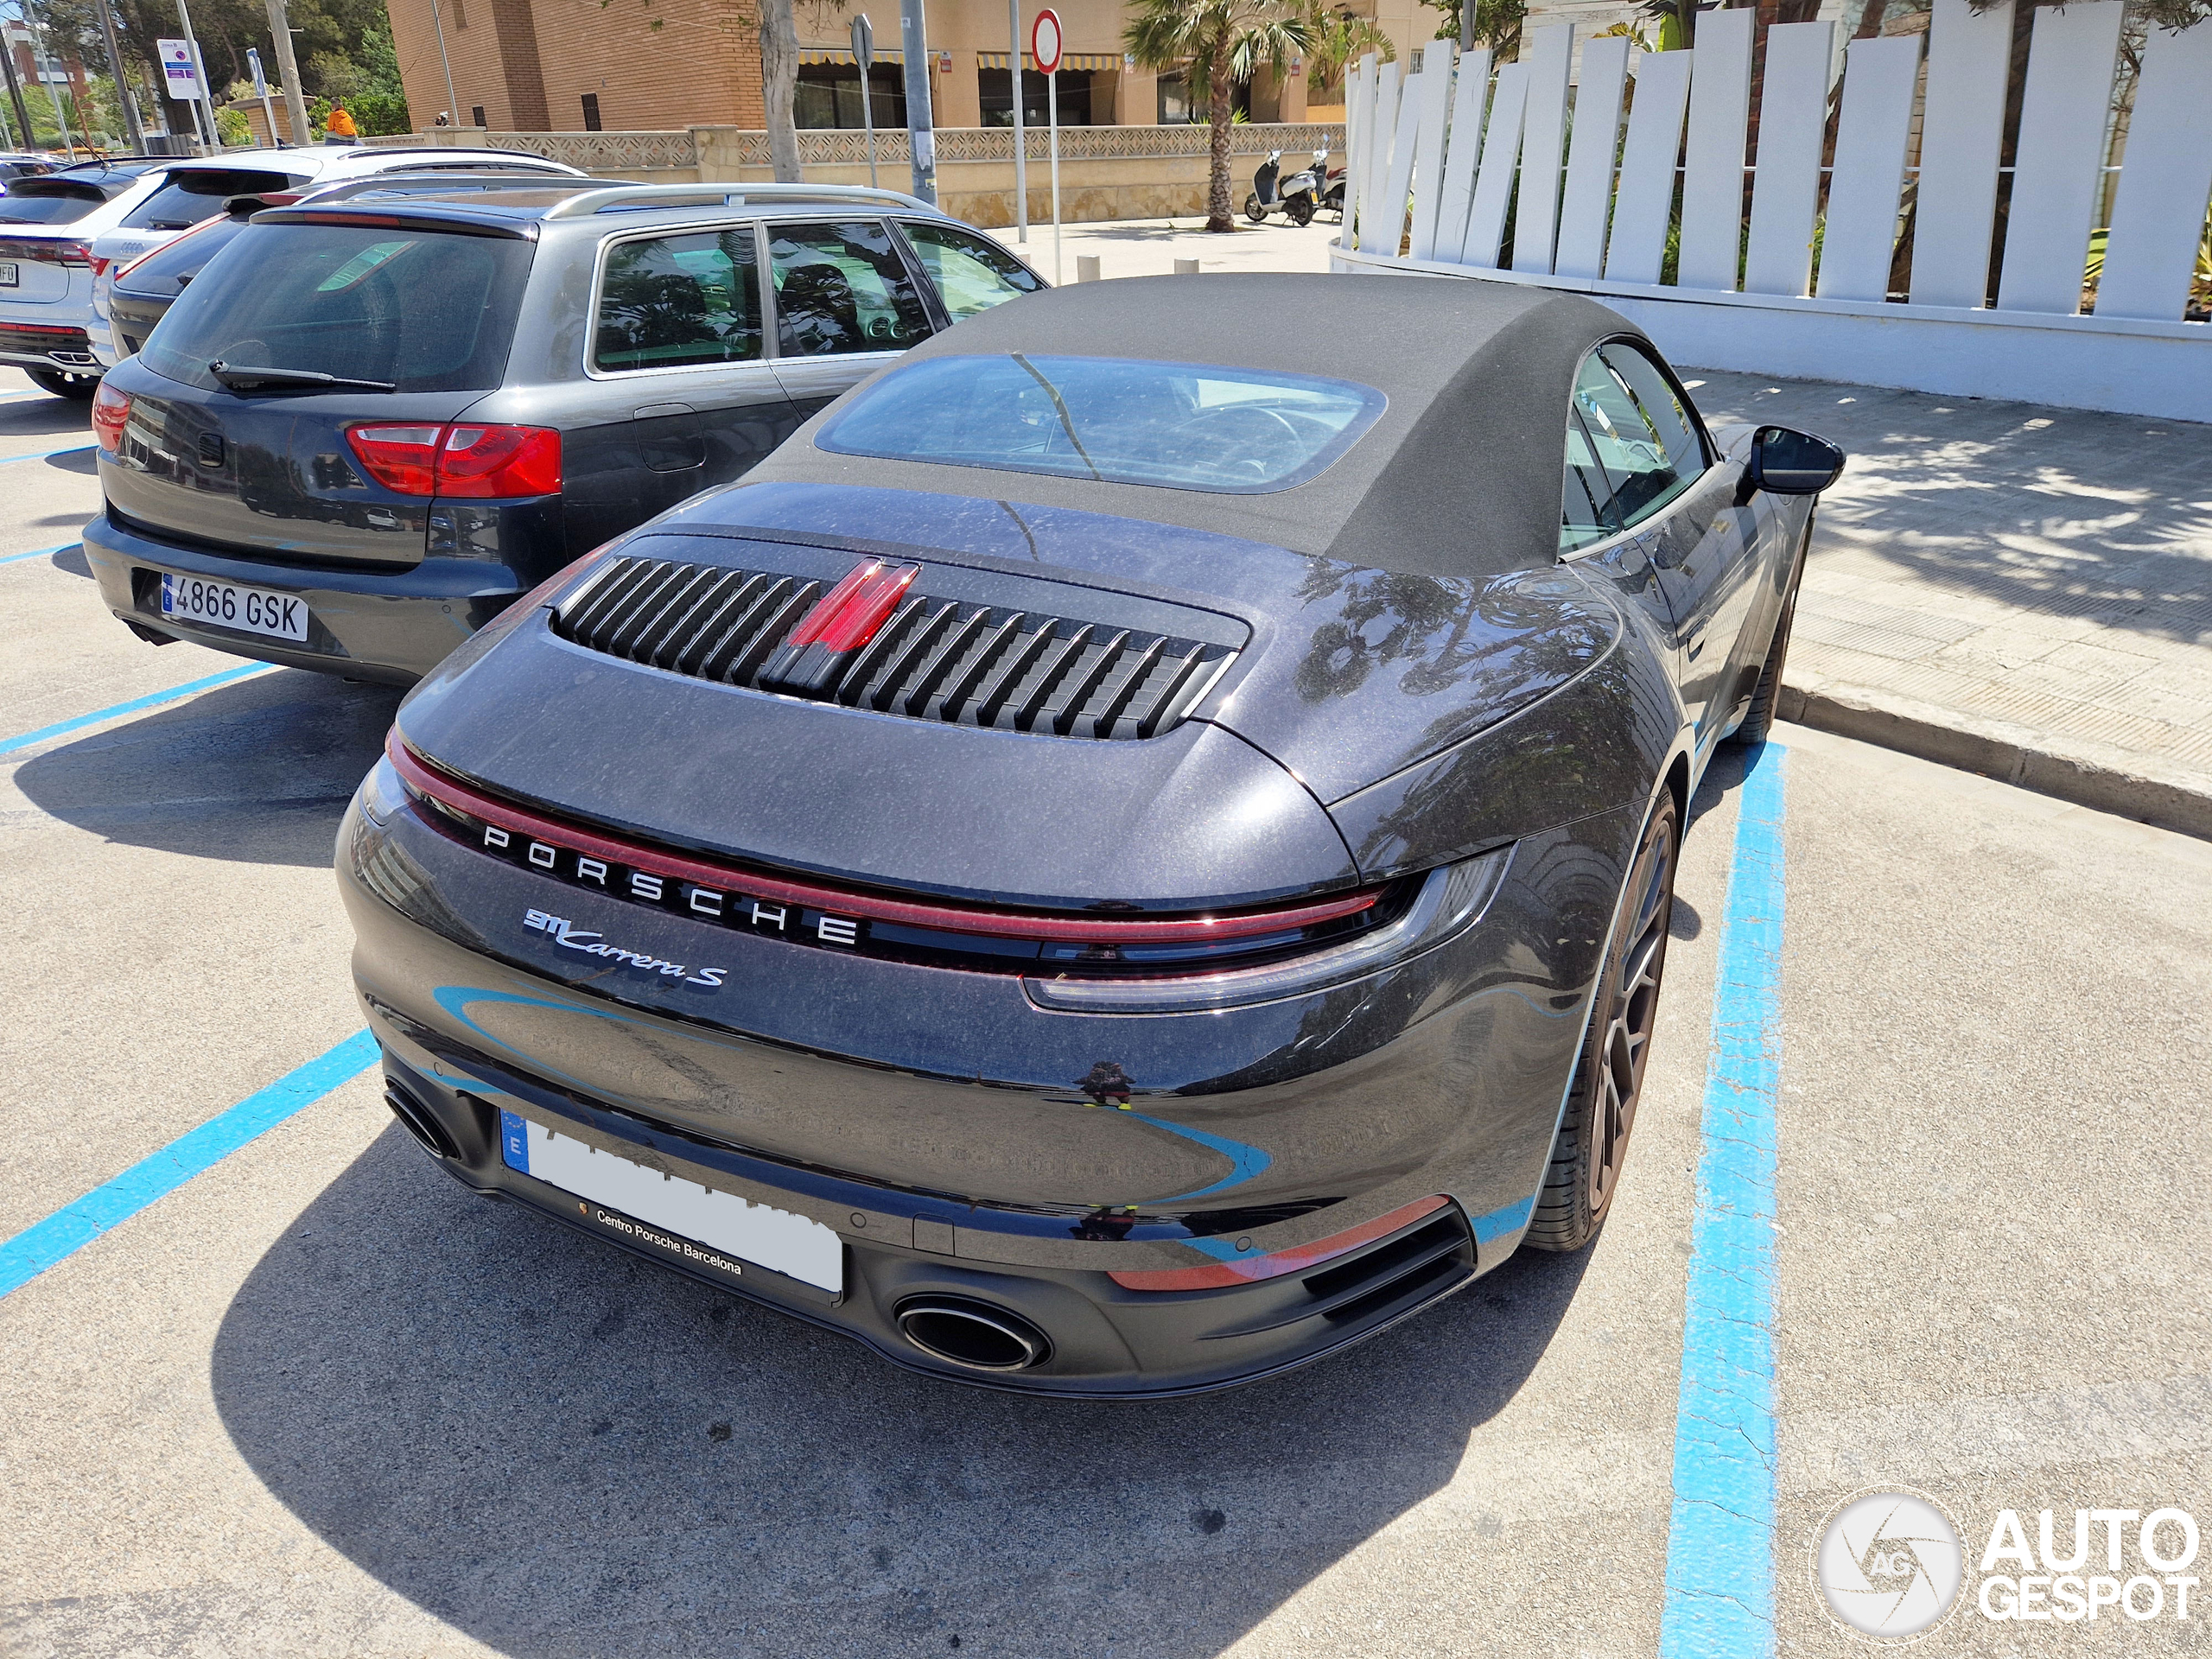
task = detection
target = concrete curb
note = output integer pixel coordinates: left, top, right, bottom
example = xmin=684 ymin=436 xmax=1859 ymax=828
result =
xmin=1777 ymin=669 xmax=2212 ymax=842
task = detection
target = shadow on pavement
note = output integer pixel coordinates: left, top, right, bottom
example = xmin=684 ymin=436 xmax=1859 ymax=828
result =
xmin=42 ymin=449 xmax=96 ymax=476
xmin=0 ymin=397 xmax=91 ymax=442
xmin=211 ymin=1127 xmax=1588 ymax=1656
xmin=49 ymin=543 xmax=91 ymax=577
xmin=1688 ymin=373 xmax=2212 ymax=646
xmin=10 ymin=670 xmax=400 ymax=865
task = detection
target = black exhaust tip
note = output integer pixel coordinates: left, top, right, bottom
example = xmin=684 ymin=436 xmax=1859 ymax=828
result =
xmin=384 ymin=1082 xmax=460 ymax=1161
xmin=894 ymin=1297 xmax=1052 ymax=1372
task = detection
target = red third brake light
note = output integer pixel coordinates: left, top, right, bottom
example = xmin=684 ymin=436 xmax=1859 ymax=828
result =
xmin=346 ymin=423 xmax=562 ymax=499
xmin=91 ymin=380 xmax=130 ymax=454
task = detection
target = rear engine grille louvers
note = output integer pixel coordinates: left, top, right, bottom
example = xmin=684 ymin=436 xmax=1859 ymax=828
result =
xmin=551 ymin=556 xmax=1236 ymax=741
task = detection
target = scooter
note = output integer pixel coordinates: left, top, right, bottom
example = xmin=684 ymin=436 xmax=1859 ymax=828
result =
xmin=1245 ymin=147 xmax=1332 ymax=226
xmin=1274 ymin=146 xmax=1330 ymax=226
xmin=1245 ymin=150 xmax=1287 ymax=224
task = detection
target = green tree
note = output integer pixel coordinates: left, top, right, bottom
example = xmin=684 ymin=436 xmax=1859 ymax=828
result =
xmin=1304 ymin=1 xmax=1391 ymax=100
xmin=1428 ymin=0 xmax=1527 ymax=56
xmin=1125 ymin=0 xmax=1308 ymax=233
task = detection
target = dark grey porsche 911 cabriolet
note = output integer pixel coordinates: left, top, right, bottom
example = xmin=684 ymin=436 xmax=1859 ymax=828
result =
xmin=337 ymin=273 xmax=1841 ymax=1396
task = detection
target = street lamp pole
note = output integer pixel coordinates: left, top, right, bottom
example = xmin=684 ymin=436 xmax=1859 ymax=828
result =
xmin=261 ymin=0 xmax=310 ymax=145
xmin=1005 ymin=0 xmax=1024 ymax=241
xmin=426 ymin=0 xmax=460 ymax=129
xmin=897 ymin=0 xmax=935 ymax=204
xmin=91 ymin=0 xmax=144 ymax=149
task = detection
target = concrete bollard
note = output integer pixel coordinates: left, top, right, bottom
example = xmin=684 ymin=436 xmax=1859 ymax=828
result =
xmin=1076 ymin=254 xmax=1101 ymax=283
xmin=1173 ymin=257 xmax=1201 ymax=276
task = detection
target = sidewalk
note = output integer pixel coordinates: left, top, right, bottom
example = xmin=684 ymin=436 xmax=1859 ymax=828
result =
xmin=1686 ymin=374 xmax=2212 ymax=836
xmin=1036 ymin=224 xmax=2212 ymax=836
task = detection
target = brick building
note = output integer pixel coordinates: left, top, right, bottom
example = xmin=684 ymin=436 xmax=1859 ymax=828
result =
xmin=381 ymin=0 xmax=1441 ymax=135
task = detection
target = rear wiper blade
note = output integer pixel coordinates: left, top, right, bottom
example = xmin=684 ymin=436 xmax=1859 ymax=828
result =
xmin=208 ymin=361 xmax=397 ymax=393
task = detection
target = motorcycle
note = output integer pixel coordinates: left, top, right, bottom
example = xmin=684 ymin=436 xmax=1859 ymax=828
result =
xmin=1245 ymin=147 xmax=1332 ymax=227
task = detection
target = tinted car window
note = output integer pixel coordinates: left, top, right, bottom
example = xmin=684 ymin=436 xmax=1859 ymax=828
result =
xmin=0 ymin=181 xmax=117 ymax=224
xmin=1568 ymin=347 xmax=1700 ymax=531
xmin=1560 ymin=408 xmax=1619 ymax=552
xmin=118 ymin=168 xmax=306 ymax=231
xmin=114 ymin=215 xmax=253 ymax=298
xmin=767 ymin=220 xmax=931 ymax=356
xmin=594 ymin=228 xmax=763 ymax=372
xmin=898 ymin=219 xmax=1042 ymax=321
xmin=818 ymin=353 xmax=1385 ymax=493
xmin=143 ymin=222 xmax=533 ymax=394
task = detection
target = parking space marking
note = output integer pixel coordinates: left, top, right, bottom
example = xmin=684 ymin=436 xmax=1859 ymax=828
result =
xmin=0 ymin=664 xmax=272 ymax=756
xmin=0 ymin=1031 xmax=379 ymax=1299
xmin=1659 ymin=743 xmax=1786 ymax=1659
xmin=0 ymin=442 xmax=97 ymax=464
xmin=0 ymin=540 xmax=83 ymax=567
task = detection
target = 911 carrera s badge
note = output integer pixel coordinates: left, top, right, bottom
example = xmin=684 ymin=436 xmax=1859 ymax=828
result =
xmin=524 ymin=909 xmax=728 ymax=988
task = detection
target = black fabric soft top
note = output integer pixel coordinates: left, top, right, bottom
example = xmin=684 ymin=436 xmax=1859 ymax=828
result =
xmin=740 ymin=272 xmax=1649 ymax=582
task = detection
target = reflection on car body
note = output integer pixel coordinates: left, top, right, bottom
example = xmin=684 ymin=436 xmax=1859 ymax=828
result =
xmin=336 ymin=273 xmax=1844 ymax=1396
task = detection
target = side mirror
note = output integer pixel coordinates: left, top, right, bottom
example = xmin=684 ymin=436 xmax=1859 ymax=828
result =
xmin=1747 ymin=425 xmax=1845 ymax=495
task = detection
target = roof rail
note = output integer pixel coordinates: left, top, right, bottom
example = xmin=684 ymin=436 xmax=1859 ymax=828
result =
xmin=541 ymin=181 xmax=938 ymax=219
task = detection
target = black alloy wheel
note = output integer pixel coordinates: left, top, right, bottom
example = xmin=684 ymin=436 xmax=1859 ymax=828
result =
xmin=29 ymin=366 xmax=99 ymax=399
xmin=1527 ymin=791 xmax=1679 ymax=1252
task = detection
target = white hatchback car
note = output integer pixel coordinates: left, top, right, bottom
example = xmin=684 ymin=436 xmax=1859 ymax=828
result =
xmin=1 ymin=147 xmax=586 ymax=397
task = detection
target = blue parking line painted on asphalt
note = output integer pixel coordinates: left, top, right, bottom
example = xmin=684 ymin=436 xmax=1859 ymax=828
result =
xmin=0 ymin=1030 xmax=382 ymax=1299
xmin=0 ymin=441 xmax=97 ymax=464
xmin=1659 ymin=742 xmax=1787 ymax=1659
xmin=0 ymin=540 xmax=83 ymax=567
xmin=0 ymin=663 xmax=271 ymax=756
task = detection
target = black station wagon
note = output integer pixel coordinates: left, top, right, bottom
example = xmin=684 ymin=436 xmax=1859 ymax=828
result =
xmin=83 ymin=181 xmax=1045 ymax=683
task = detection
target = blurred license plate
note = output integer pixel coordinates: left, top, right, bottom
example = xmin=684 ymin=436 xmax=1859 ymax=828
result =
xmin=0 ymin=263 xmax=17 ymax=287
xmin=160 ymin=573 xmax=308 ymax=641
xmin=499 ymin=1110 xmax=844 ymax=1294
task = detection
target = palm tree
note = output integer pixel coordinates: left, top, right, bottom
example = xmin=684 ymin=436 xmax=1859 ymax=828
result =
xmin=1304 ymin=2 xmax=1393 ymax=105
xmin=1124 ymin=0 xmax=1308 ymax=233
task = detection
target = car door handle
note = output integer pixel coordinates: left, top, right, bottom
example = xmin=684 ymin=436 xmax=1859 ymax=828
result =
xmin=632 ymin=403 xmax=696 ymax=420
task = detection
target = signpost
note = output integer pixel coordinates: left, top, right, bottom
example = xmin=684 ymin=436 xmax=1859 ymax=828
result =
xmin=1031 ymin=7 xmax=1062 ymax=283
xmin=247 ymin=48 xmax=278 ymax=148
xmin=849 ymin=13 xmax=877 ymax=188
xmin=156 ymin=36 xmax=207 ymax=146
xmin=898 ymin=0 xmax=937 ymax=204
xmin=1006 ymin=0 xmax=1025 ymax=243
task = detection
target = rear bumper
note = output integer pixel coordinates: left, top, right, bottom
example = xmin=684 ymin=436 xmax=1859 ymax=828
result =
xmin=0 ymin=321 xmax=99 ymax=372
xmin=337 ymin=786 xmax=1637 ymax=1395
xmin=85 ymin=509 xmax=525 ymax=684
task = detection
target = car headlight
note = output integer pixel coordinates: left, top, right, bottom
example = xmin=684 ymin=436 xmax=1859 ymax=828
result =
xmin=1023 ymin=844 xmax=1513 ymax=1014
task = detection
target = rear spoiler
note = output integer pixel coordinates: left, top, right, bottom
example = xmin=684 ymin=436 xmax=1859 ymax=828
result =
xmin=245 ymin=205 xmax=539 ymax=240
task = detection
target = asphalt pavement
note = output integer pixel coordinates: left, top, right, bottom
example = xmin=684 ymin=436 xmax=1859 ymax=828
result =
xmin=3 ymin=363 xmax=2209 ymax=1657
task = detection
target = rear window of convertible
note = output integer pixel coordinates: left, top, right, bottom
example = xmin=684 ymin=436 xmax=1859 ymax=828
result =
xmin=816 ymin=353 xmax=1385 ymax=493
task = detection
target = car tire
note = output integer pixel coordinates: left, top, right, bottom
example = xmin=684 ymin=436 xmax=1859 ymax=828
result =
xmin=29 ymin=367 xmax=99 ymax=400
xmin=1733 ymin=524 xmax=1808 ymax=748
xmin=1525 ymin=789 xmax=1679 ymax=1254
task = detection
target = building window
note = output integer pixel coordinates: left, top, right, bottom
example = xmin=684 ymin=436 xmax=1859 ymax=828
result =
xmin=1155 ymin=71 xmax=1247 ymax=124
xmin=581 ymin=92 xmax=601 ymax=130
xmin=793 ymin=64 xmax=904 ymax=130
xmin=979 ymin=67 xmax=1095 ymax=127
xmin=470 ymin=104 xmax=486 ymax=127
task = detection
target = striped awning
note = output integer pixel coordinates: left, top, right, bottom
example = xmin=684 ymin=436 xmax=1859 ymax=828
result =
xmin=798 ymin=47 xmax=905 ymax=65
xmin=975 ymin=51 xmax=1122 ymax=70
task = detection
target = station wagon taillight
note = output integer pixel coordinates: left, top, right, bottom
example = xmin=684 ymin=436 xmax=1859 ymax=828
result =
xmin=346 ymin=422 xmax=562 ymax=499
xmin=92 ymin=381 xmax=130 ymax=454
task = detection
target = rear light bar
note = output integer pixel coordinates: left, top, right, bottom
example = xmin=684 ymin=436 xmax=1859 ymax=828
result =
xmin=346 ymin=422 xmax=561 ymax=499
xmin=385 ymin=733 xmax=1382 ymax=946
xmin=1109 ymin=1197 xmax=1452 ymax=1291
xmin=91 ymin=381 xmax=130 ymax=454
